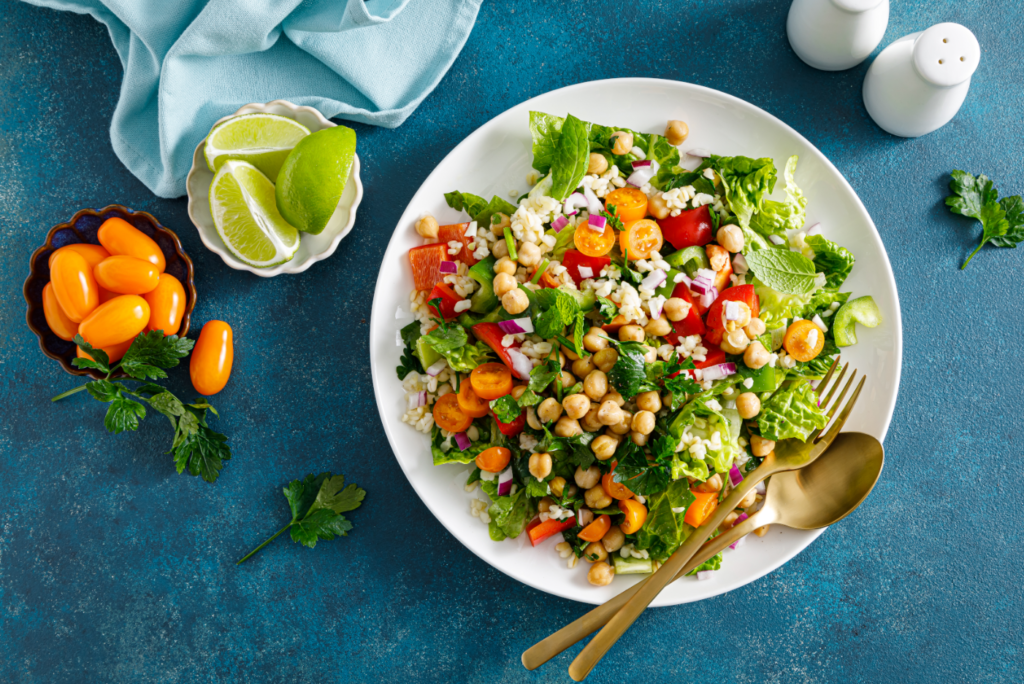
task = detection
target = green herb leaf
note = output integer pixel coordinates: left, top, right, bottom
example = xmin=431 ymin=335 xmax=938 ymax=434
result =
xmin=945 ymin=170 xmax=1022 ymax=269
xmin=171 ymin=405 xmax=231 ymax=483
xmin=744 ymin=248 xmax=819 ymax=295
xmin=104 ymin=395 xmax=146 ymax=433
xmin=612 ymin=439 xmax=671 ymax=496
xmin=602 ymin=205 xmax=625 ymax=232
xmin=550 ymin=114 xmax=592 ymax=201
xmin=72 ymin=335 xmax=110 ymax=372
xmin=396 ymin=320 xmax=425 ymax=379
xmin=118 ymin=331 xmax=194 ymax=380
xmin=607 ymin=341 xmax=656 ymax=399
xmin=528 ymin=358 xmax=561 ymax=393
xmin=422 ymin=324 xmax=467 ymax=354
xmin=992 ymin=194 xmax=1024 ymax=248
xmin=489 ymin=395 xmax=522 ymax=424
xmin=86 ymin=379 xmax=122 ymax=403
xmin=596 ymin=296 xmax=618 ymax=323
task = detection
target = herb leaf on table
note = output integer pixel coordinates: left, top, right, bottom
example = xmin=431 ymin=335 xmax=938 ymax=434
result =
xmin=946 ymin=170 xmax=1024 ymax=269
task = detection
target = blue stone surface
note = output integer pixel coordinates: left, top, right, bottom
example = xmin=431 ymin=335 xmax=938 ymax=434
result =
xmin=1 ymin=1 xmax=1022 ymax=682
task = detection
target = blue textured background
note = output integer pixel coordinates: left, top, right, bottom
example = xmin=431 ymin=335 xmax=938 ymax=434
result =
xmin=2 ymin=1 xmax=1022 ymax=682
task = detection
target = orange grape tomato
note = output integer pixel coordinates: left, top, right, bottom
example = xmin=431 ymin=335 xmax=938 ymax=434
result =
xmin=619 ymin=219 xmax=664 ymax=260
xmin=618 ymin=499 xmax=649 ymax=534
xmin=98 ymin=286 xmax=119 ymax=304
xmin=94 ymin=255 xmax=161 ymax=295
xmin=457 ymin=378 xmax=490 ymax=418
xmin=50 ymin=250 xmax=99 ymax=323
xmin=573 ymin=219 xmax=617 ymax=257
xmin=470 ymin=362 xmax=513 ymax=400
xmin=143 ymin=273 xmax=186 ymax=336
xmin=578 ymin=514 xmax=612 ymax=542
xmin=97 ymin=217 xmax=166 ymax=272
xmin=684 ymin=490 xmax=718 ymax=528
xmin=601 ymin=472 xmax=634 ymax=501
xmin=432 ymin=393 xmax=473 ymax=434
xmin=475 ymin=446 xmax=512 ymax=473
xmin=190 ymin=320 xmax=234 ymax=396
xmin=783 ymin=319 xmax=825 ymax=362
xmin=77 ymin=338 xmax=133 ymax=364
xmin=77 ymin=294 xmax=151 ymax=349
xmin=48 ymin=243 xmax=110 ymax=270
xmin=42 ymin=283 xmax=79 ymax=341
xmin=604 ymin=187 xmax=648 ymax=223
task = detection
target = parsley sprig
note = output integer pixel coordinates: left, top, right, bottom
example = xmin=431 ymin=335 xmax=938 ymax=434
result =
xmin=602 ymin=204 xmax=625 ymax=232
xmin=946 ymin=170 xmax=1024 ymax=269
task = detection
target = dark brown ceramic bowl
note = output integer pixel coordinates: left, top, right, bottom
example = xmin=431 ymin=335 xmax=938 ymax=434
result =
xmin=24 ymin=205 xmax=197 ymax=380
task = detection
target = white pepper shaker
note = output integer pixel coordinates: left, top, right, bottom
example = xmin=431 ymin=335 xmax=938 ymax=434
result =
xmin=862 ymin=23 xmax=981 ymax=137
xmin=787 ymin=0 xmax=889 ymax=71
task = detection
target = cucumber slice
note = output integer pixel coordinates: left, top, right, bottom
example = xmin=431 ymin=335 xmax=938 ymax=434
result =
xmin=665 ymin=245 xmax=710 ymax=276
xmin=833 ymin=296 xmax=882 ymax=347
xmin=613 ymin=555 xmax=653 ymax=575
xmin=415 ymin=336 xmax=442 ymax=370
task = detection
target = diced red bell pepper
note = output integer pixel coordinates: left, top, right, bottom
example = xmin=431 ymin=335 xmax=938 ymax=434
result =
xmin=665 ymin=283 xmax=705 ymax=344
xmin=472 ymin=322 xmax=523 ymax=378
xmin=561 ymin=249 xmax=611 ymax=286
xmin=526 ymin=515 xmax=577 ymax=546
xmin=694 ymin=341 xmax=726 ymax=369
xmin=408 ymin=243 xmax=449 ymax=291
xmin=437 ymin=222 xmax=478 ymax=266
xmin=658 ymin=205 xmax=714 ymax=250
xmin=426 ymin=282 xmax=464 ymax=321
xmin=491 ymin=408 xmax=526 ymax=437
xmin=703 ymin=284 xmax=760 ymax=346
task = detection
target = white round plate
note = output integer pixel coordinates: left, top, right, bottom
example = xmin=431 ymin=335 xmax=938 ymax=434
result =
xmin=369 ymin=78 xmax=902 ymax=606
xmin=186 ymin=100 xmax=363 ymax=277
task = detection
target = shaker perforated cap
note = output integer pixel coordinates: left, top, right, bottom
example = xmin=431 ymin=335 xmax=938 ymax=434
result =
xmin=913 ymin=23 xmax=981 ymax=87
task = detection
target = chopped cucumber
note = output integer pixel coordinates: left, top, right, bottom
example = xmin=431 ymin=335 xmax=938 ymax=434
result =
xmin=415 ymin=336 xmax=442 ymax=370
xmin=613 ymin=555 xmax=653 ymax=575
xmin=833 ymin=296 xmax=881 ymax=347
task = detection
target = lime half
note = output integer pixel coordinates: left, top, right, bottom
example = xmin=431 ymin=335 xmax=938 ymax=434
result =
xmin=209 ymin=161 xmax=300 ymax=268
xmin=833 ymin=296 xmax=882 ymax=347
xmin=276 ymin=125 xmax=357 ymax=235
xmin=204 ymin=113 xmax=310 ymax=181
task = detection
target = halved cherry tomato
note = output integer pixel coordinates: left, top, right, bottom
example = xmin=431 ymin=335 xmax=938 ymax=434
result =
xmin=97 ymin=217 xmax=165 ymax=272
xmin=408 ymin=243 xmax=449 ymax=291
xmin=437 ymin=222 xmax=477 ymax=266
xmin=49 ymin=243 xmax=110 ymax=271
xmin=77 ymin=295 xmax=150 ymax=348
xmin=573 ymin=219 xmax=616 ymax=257
xmin=784 ymin=320 xmax=825 ymax=362
xmin=561 ymin=249 xmax=611 ymax=286
xmin=50 ymin=250 xmax=99 ymax=323
xmin=684 ymin=490 xmax=719 ymax=527
xmin=470 ymin=362 xmax=513 ymax=400
xmin=432 ymin=393 xmax=473 ymax=433
xmin=457 ymin=378 xmax=490 ymax=418
xmin=77 ymin=338 xmax=133 ymax=364
xmin=527 ymin=516 xmax=576 ymax=546
xmin=664 ymin=283 xmax=705 ymax=344
xmin=602 ymin=473 xmax=634 ymax=501
xmin=619 ymin=219 xmax=664 ymax=260
xmin=658 ymin=205 xmax=714 ymax=250
xmin=42 ymin=283 xmax=78 ymax=341
xmin=143 ymin=273 xmax=186 ymax=335
xmin=605 ymin=187 xmax=648 ymax=223
xmin=426 ymin=282 xmax=464 ymax=321
xmin=94 ymin=255 xmax=160 ymax=295
xmin=619 ymin=499 xmax=649 ymax=534
xmin=475 ymin=446 xmax=511 ymax=473
xmin=472 ymin=323 xmax=523 ymax=378
xmin=578 ymin=514 xmax=612 ymax=542
xmin=190 ymin=320 xmax=233 ymax=396
xmin=694 ymin=341 xmax=727 ymax=369
xmin=704 ymin=284 xmax=760 ymax=346
xmin=491 ymin=407 xmax=526 ymax=437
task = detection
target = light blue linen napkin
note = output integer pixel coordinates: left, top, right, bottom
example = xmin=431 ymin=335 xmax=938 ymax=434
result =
xmin=21 ymin=0 xmax=482 ymax=197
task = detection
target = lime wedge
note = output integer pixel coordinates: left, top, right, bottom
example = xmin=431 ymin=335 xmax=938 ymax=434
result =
xmin=276 ymin=125 xmax=356 ymax=235
xmin=204 ymin=113 xmax=310 ymax=181
xmin=209 ymin=161 xmax=300 ymax=268
xmin=833 ymin=296 xmax=882 ymax=347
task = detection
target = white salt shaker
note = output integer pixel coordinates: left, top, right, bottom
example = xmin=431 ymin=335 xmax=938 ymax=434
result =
xmin=862 ymin=23 xmax=981 ymax=137
xmin=787 ymin=0 xmax=889 ymax=71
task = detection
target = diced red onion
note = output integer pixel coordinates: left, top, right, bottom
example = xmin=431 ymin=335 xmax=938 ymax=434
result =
xmin=734 ymin=512 xmax=749 ymax=526
xmin=640 ymin=269 xmax=666 ymax=291
xmin=729 ymin=464 xmax=743 ymax=486
xmin=583 ymin=186 xmax=602 ymax=214
xmin=732 ymin=252 xmax=748 ymax=275
xmin=696 ymin=570 xmax=714 ymax=581
xmin=674 ymin=271 xmax=692 ymax=287
xmin=407 ymin=392 xmax=424 ymax=410
xmin=627 ymin=164 xmax=656 ymax=188
xmin=439 ymin=260 xmax=458 ymax=274
xmin=631 ymin=160 xmax=653 ymax=169
xmin=724 ymin=300 xmax=741 ymax=321
xmin=729 ymin=534 xmax=747 ymax=550
xmin=497 ymin=466 xmax=514 ymax=496
xmin=552 ymin=216 xmax=569 ymax=233
xmin=587 ymin=214 xmax=607 ymax=231
xmin=426 ymin=358 xmax=447 ymax=377
xmin=506 ymin=347 xmax=533 ymax=380
xmin=806 ymin=222 xmax=822 ymax=237
xmin=454 ymin=432 xmax=471 ymax=451
xmin=577 ymin=265 xmax=594 ymax=280
xmin=696 ymin=268 xmax=716 ymax=281
xmin=690 ymin=277 xmax=713 ymax=295
xmin=563 ymin=192 xmax=588 ymax=216
xmin=699 ymin=287 xmax=718 ymax=309
xmin=498 ymin=317 xmax=534 ymax=335
xmin=769 ymin=235 xmax=786 ymax=246
xmin=700 ymin=362 xmax=736 ymax=382
xmin=686 ymin=148 xmax=711 ymax=158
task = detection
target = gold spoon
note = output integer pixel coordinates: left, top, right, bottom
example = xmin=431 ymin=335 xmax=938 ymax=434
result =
xmin=523 ymin=430 xmax=883 ymax=672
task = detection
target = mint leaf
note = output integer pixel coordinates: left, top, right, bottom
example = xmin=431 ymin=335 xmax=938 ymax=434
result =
xmin=550 ymin=114 xmax=592 ymax=200
xmin=528 ymin=359 xmax=560 ymax=393
xmin=744 ymin=248 xmax=819 ymax=295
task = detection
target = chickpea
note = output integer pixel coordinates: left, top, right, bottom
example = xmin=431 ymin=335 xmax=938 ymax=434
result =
xmin=588 ymin=561 xmax=615 ymax=586
xmin=588 ymin=152 xmax=609 ymax=175
xmin=538 ymin=497 xmax=554 ymax=513
xmin=644 ymin=346 xmax=658 ymax=364
xmin=753 ymin=525 xmax=770 ymax=537
xmin=557 ymin=351 xmax=567 ymax=368
xmin=583 ymin=327 xmax=610 ymax=353
xmin=723 ymin=302 xmax=752 ymax=332
xmin=416 ymin=215 xmax=439 ymax=239
xmin=572 ymin=356 xmax=596 ymax=379
xmin=597 ymin=400 xmax=624 ymax=426
xmin=560 ymin=343 xmax=580 ymax=362
xmin=664 ymin=297 xmax=691 ymax=322
xmin=502 ymin=288 xmax=529 ymax=315
xmin=720 ymin=511 xmax=741 ymax=533
xmin=631 ymin=410 xmax=656 ymax=435
xmin=537 ymin=398 xmax=563 ymax=423
xmin=491 ymin=238 xmax=509 ymax=259
xmin=584 ymin=541 xmax=608 ymax=563
xmin=750 ymin=434 xmax=775 ymax=457
xmin=575 ymin=465 xmax=601 ymax=490
xmin=635 ymin=390 xmax=662 ymax=413
xmin=494 ymin=257 xmax=517 ymax=276
xmin=647 ymin=192 xmax=670 ymax=220
xmin=492 ymin=272 xmax=518 ymax=298
xmin=706 ymin=244 xmax=730 ymax=272
xmin=716 ymin=224 xmax=745 ymax=253
xmin=581 ymin=405 xmax=603 ymax=432
xmin=558 ymin=371 xmax=575 ymax=389
xmin=736 ymin=392 xmax=761 ymax=419
xmin=526 ymin=406 xmax=542 ymax=430
xmin=562 ymin=393 xmax=590 ymax=420
xmin=585 ymin=485 xmax=613 ymax=509
xmin=601 ymin=526 xmax=626 ymax=553
xmin=720 ymin=329 xmax=750 ymax=355
xmin=517 ymin=241 xmax=541 ymax=267
xmin=529 ymin=452 xmax=553 ymax=480
xmin=491 ymin=213 xmax=511 ymax=231
xmin=737 ymin=487 xmax=758 ymax=509
xmin=593 ymin=348 xmax=619 ymax=373
xmin=631 ymin=430 xmax=649 ymax=447
xmin=644 ymin=316 xmax=672 ymax=338
xmin=745 ymin=317 xmax=767 ymax=339
xmin=554 ymin=416 xmax=582 ymax=437
xmin=665 ymin=119 xmax=690 ymax=146
xmin=510 ymin=385 xmax=527 ymax=400
xmin=591 ymin=434 xmax=619 ymax=461
xmin=609 ymin=409 xmax=632 ymax=435
xmin=618 ymin=324 xmax=645 ymax=343
xmin=549 ymin=476 xmax=568 ymax=498
xmin=583 ymin=370 xmax=608 ymax=401
xmin=744 ymin=341 xmax=770 ymax=370
xmin=577 ymin=507 xmax=594 ymax=527
xmin=692 ymin=473 xmax=723 ymax=493
xmin=610 ymin=130 xmax=634 ymax=156
xmin=601 ymin=390 xmax=625 ymax=407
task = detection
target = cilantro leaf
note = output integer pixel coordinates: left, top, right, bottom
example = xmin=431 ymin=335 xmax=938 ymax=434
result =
xmin=86 ymin=379 xmax=122 ymax=403
xmin=992 ymin=194 xmax=1024 ymax=248
xmin=613 ymin=438 xmax=671 ymax=496
xmin=602 ymin=205 xmax=625 ymax=232
xmin=596 ymin=296 xmax=618 ymax=323
xmin=118 ymin=331 xmax=194 ymax=380
xmin=72 ymin=335 xmax=110 ymax=372
xmin=946 ymin=170 xmax=1023 ymax=269
xmin=397 ymin=321 xmax=424 ymax=379
xmin=489 ymin=395 xmax=522 ymax=424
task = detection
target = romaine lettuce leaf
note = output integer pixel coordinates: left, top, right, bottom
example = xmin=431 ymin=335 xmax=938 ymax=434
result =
xmin=442 ymin=342 xmax=493 ymax=373
xmin=757 ymin=380 xmax=828 ymax=442
xmin=748 ymin=156 xmax=807 ymax=237
xmin=486 ymin=487 xmax=532 ymax=541
xmin=634 ymin=480 xmax=695 ymax=560
xmin=550 ymin=114 xmax=592 ymax=200
xmin=430 ymin=423 xmax=490 ymax=465
xmin=806 ymin=234 xmax=855 ymax=290
xmin=711 ymin=156 xmax=778 ymax=230
xmin=529 ymin=112 xmax=564 ymax=175
xmin=443 ymin=191 xmax=517 ymax=227
xmin=549 ymin=225 xmax=576 ymax=260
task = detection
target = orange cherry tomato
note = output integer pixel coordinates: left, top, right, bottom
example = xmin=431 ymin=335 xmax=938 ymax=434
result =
xmin=94 ymin=255 xmax=161 ymax=295
xmin=190 ymin=320 xmax=234 ymax=396
xmin=684 ymin=490 xmax=719 ymax=528
xmin=143 ymin=273 xmax=186 ymax=336
xmin=42 ymin=283 xmax=79 ymax=341
xmin=783 ymin=319 xmax=826 ymax=362
xmin=50 ymin=250 xmax=99 ymax=323
xmin=457 ymin=377 xmax=490 ymax=418
xmin=432 ymin=393 xmax=473 ymax=433
xmin=573 ymin=218 xmax=617 ymax=257
xmin=619 ymin=499 xmax=649 ymax=534
xmin=98 ymin=287 xmax=119 ymax=304
xmin=470 ymin=362 xmax=513 ymax=400
xmin=97 ymin=217 xmax=166 ymax=273
xmin=619 ymin=218 xmax=664 ymax=260
xmin=602 ymin=472 xmax=634 ymax=501
xmin=77 ymin=295 xmax=150 ymax=349
xmin=77 ymin=338 xmax=133 ymax=364
xmin=604 ymin=187 xmax=648 ymax=223
xmin=48 ymin=243 xmax=110 ymax=271
xmin=475 ymin=446 xmax=512 ymax=473
xmin=578 ymin=514 xmax=612 ymax=542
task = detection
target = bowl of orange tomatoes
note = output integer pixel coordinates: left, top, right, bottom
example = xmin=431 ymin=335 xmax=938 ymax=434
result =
xmin=24 ymin=205 xmax=197 ymax=379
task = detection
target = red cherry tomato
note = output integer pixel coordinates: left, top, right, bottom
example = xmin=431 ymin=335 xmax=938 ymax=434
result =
xmin=143 ymin=273 xmax=186 ymax=336
xmin=664 ymin=283 xmax=705 ymax=345
xmin=658 ymin=205 xmax=714 ymax=250
xmin=50 ymin=250 xmax=100 ymax=323
xmin=97 ymin=217 xmax=166 ymax=273
xmin=94 ymin=255 xmax=161 ymax=295
xmin=77 ymin=295 xmax=150 ymax=348
xmin=42 ymin=283 xmax=79 ymax=341
xmin=190 ymin=320 xmax=234 ymax=396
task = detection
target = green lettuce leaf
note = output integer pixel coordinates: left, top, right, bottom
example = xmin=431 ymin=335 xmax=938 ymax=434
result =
xmin=806 ymin=235 xmax=855 ymax=290
xmin=550 ymin=114 xmax=592 ymax=200
xmin=441 ymin=342 xmax=493 ymax=373
xmin=549 ymin=225 xmax=576 ymax=261
xmin=758 ymin=380 xmax=828 ymax=442
xmin=634 ymin=480 xmax=695 ymax=561
xmin=747 ymin=155 xmax=806 ymax=237
xmin=487 ymin=487 xmax=532 ymax=542
xmin=529 ymin=111 xmax=564 ymax=175
xmin=711 ymin=156 xmax=777 ymax=229
xmin=430 ymin=423 xmax=492 ymax=465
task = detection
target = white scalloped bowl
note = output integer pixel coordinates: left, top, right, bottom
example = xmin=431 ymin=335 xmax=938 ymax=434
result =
xmin=186 ymin=100 xmax=363 ymax=277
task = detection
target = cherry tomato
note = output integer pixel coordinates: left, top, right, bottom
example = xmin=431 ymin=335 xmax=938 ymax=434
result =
xmin=48 ymin=243 xmax=110 ymax=270
xmin=470 ymin=362 xmax=513 ymax=400
xmin=77 ymin=338 xmax=133 ymax=364
xmin=475 ymin=446 xmax=511 ymax=473
xmin=491 ymin=407 xmax=526 ymax=437
xmin=457 ymin=378 xmax=490 ymax=418
xmin=97 ymin=217 xmax=166 ymax=273
xmin=602 ymin=472 xmax=634 ymax=501
xmin=619 ymin=218 xmax=664 ymax=260
xmin=94 ymin=255 xmax=161 ymax=295
xmin=190 ymin=320 xmax=233 ymax=396
xmin=604 ymin=187 xmax=648 ymax=223
xmin=658 ymin=205 xmax=714 ymax=249
xmin=573 ymin=218 xmax=616 ymax=257
xmin=77 ymin=295 xmax=150 ymax=348
xmin=472 ymin=323 xmax=522 ymax=378
xmin=784 ymin=320 xmax=825 ymax=362
xmin=684 ymin=490 xmax=718 ymax=528
xmin=50 ymin=250 xmax=99 ymax=323
xmin=619 ymin=499 xmax=649 ymax=534
xmin=141 ymin=273 xmax=186 ymax=336
xmin=42 ymin=283 xmax=78 ymax=341
xmin=703 ymin=284 xmax=760 ymax=346
xmin=578 ymin=514 xmax=612 ymax=542
xmin=98 ymin=287 xmax=119 ymax=304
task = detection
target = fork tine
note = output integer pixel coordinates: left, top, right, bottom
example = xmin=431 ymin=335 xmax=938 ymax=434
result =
xmin=814 ymin=373 xmax=865 ymax=444
xmin=814 ymin=357 xmax=840 ymax=397
xmin=818 ymin=361 xmax=849 ymax=410
xmin=824 ymin=368 xmax=857 ymax=421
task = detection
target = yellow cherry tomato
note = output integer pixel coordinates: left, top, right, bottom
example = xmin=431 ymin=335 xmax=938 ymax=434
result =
xmin=619 ymin=218 xmax=664 ymax=260
xmin=190 ymin=320 xmax=233 ymax=396
xmin=77 ymin=338 xmax=133 ymax=364
xmin=619 ymin=498 xmax=649 ymax=534
xmin=50 ymin=250 xmax=99 ymax=323
xmin=48 ymin=243 xmax=110 ymax=271
xmin=573 ymin=218 xmax=617 ymax=257
xmin=783 ymin=319 xmax=826 ymax=362
xmin=475 ymin=446 xmax=512 ymax=473
xmin=78 ymin=295 xmax=150 ymax=348
xmin=604 ymin=187 xmax=648 ymax=223
xmin=143 ymin=273 xmax=186 ymax=336
xmin=97 ymin=217 xmax=166 ymax=273
xmin=94 ymin=255 xmax=161 ymax=295
xmin=42 ymin=283 xmax=79 ymax=341
xmin=470 ymin=362 xmax=513 ymax=401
